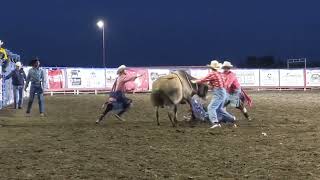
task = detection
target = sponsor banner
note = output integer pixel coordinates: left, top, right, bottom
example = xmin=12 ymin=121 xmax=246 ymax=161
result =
xmin=66 ymin=68 xmax=106 ymax=89
xmin=148 ymin=69 xmax=170 ymax=90
xmin=124 ymin=68 xmax=149 ymax=92
xmin=260 ymin=69 xmax=280 ymax=87
xmin=279 ymin=69 xmax=304 ymax=86
xmin=306 ymin=69 xmax=320 ymax=87
xmin=47 ymin=69 xmax=65 ymax=90
xmin=190 ymin=69 xmax=209 ymax=79
xmin=105 ymin=68 xmax=118 ymax=90
xmin=233 ymin=69 xmax=260 ymax=87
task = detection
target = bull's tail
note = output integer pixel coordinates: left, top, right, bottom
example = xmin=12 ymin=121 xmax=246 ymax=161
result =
xmin=150 ymin=89 xmax=165 ymax=107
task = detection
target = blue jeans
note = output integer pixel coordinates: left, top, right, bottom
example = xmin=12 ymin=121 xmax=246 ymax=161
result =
xmin=207 ymin=88 xmax=235 ymax=124
xmin=26 ymin=85 xmax=44 ymax=113
xmin=226 ymin=88 xmax=241 ymax=107
xmin=13 ymin=85 xmax=24 ymax=108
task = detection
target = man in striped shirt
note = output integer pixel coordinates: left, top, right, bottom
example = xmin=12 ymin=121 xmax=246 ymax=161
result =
xmin=222 ymin=61 xmax=241 ymax=107
xmin=193 ymin=60 xmax=236 ymax=129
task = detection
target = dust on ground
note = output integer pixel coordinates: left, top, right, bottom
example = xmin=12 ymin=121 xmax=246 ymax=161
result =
xmin=0 ymin=91 xmax=320 ymax=179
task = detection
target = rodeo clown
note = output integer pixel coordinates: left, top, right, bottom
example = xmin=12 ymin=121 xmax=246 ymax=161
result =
xmin=222 ymin=61 xmax=252 ymax=120
xmin=192 ymin=60 xmax=236 ymax=129
xmin=96 ymin=65 xmax=143 ymax=124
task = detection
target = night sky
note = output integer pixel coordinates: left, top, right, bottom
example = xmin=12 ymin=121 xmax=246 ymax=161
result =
xmin=1 ymin=0 xmax=320 ymax=68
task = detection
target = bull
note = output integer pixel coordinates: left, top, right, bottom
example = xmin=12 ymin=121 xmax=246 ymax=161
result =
xmin=150 ymin=70 xmax=208 ymax=127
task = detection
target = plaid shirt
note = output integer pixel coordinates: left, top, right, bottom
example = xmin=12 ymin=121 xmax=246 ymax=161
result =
xmin=223 ymin=71 xmax=241 ymax=93
xmin=197 ymin=71 xmax=224 ymax=88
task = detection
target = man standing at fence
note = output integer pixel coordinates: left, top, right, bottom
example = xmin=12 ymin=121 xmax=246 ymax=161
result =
xmin=0 ymin=61 xmax=27 ymax=109
xmin=24 ymin=58 xmax=46 ymax=116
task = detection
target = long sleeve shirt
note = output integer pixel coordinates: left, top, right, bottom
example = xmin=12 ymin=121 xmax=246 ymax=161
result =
xmin=5 ymin=68 xmax=26 ymax=86
xmin=196 ymin=71 xmax=224 ymax=88
xmin=26 ymin=68 xmax=45 ymax=87
xmin=223 ymin=71 xmax=240 ymax=93
xmin=112 ymin=74 xmax=137 ymax=92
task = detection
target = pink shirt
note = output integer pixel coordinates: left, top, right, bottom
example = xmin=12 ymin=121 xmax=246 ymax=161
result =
xmin=223 ymin=71 xmax=240 ymax=93
xmin=197 ymin=71 xmax=224 ymax=88
xmin=112 ymin=74 xmax=137 ymax=92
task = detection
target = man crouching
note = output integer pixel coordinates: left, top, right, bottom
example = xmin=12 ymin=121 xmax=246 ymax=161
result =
xmin=96 ymin=65 xmax=141 ymax=124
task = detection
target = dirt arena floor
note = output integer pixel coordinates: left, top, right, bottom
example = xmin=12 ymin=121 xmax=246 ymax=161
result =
xmin=0 ymin=91 xmax=320 ymax=179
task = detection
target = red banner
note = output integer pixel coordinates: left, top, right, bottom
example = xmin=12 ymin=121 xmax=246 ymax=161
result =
xmin=124 ymin=68 xmax=149 ymax=92
xmin=48 ymin=69 xmax=65 ymax=90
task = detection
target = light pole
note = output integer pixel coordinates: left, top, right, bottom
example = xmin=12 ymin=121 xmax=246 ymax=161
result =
xmin=97 ymin=20 xmax=106 ymax=67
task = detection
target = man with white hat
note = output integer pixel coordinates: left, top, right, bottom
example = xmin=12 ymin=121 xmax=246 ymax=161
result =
xmin=222 ymin=61 xmax=252 ymax=120
xmin=222 ymin=61 xmax=241 ymax=107
xmin=192 ymin=60 xmax=236 ymax=129
xmin=0 ymin=61 xmax=27 ymax=109
xmin=96 ymin=65 xmax=143 ymax=124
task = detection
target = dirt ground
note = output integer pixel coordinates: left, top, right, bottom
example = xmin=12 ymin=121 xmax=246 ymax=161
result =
xmin=0 ymin=91 xmax=320 ymax=179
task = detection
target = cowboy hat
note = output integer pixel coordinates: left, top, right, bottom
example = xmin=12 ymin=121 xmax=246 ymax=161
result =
xmin=222 ymin=61 xmax=233 ymax=68
xmin=0 ymin=40 xmax=3 ymax=46
xmin=117 ymin=65 xmax=127 ymax=74
xmin=15 ymin=61 xmax=22 ymax=67
xmin=206 ymin=60 xmax=221 ymax=70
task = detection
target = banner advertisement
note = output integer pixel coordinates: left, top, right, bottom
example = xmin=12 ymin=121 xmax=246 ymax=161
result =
xmin=279 ymin=69 xmax=304 ymax=86
xmin=124 ymin=68 xmax=149 ymax=92
xmin=105 ymin=68 xmax=118 ymax=90
xmin=190 ymin=69 xmax=209 ymax=79
xmin=259 ymin=69 xmax=280 ymax=87
xmin=306 ymin=69 xmax=320 ymax=87
xmin=48 ymin=69 xmax=65 ymax=90
xmin=148 ymin=69 xmax=170 ymax=90
xmin=234 ymin=69 xmax=260 ymax=87
xmin=66 ymin=68 xmax=106 ymax=89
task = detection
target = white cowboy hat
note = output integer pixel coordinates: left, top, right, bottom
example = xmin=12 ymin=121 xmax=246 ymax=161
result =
xmin=0 ymin=40 xmax=3 ymax=46
xmin=207 ymin=60 xmax=221 ymax=70
xmin=15 ymin=61 xmax=22 ymax=67
xmin=222 ymin=61 xmax=233 ymax=68
xmin=117 ymin=65 xmax=127 ymax=74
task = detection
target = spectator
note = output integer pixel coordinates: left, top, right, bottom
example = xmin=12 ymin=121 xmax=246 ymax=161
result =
xmin=0 ymin=61 xmax=26 ymax=109
xmin=25 ymin=58 xmax=46 ymax=116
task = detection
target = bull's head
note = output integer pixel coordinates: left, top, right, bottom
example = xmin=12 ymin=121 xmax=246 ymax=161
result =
xmin=197 ymin=84 xmax=208 ymax=98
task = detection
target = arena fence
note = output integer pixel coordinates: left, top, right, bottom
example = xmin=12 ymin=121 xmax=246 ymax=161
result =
xmin=1 ymin=61 xmax=320 ymax=109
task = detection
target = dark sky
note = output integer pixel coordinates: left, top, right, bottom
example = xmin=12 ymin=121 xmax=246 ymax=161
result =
xmin=1 ymin=0 xmax=320 ymax=68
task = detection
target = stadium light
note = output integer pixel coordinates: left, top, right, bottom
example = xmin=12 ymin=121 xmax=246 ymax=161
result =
xmin=97 ymin=20 xmax=104 ymax=29
xmin=96 ymin=20 xmax=106 ymax=67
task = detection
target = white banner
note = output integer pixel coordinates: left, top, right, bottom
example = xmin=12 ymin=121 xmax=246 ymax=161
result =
xmin=105 ymin=68 xmax=118 ymax=90
xmin=259 ymin=69 xmax=279 ymax=87
xmin=148 ymin=69 xmax=170 ymax=89
xmin=279 ymin=69 xmax=304 ymax=86
xmin=190 ymin=69 xmax=209 ymax=79
xmin=306 ymin=69 xmax=320 ymax=87
xmin=234 ymin=69 xmax=260 ymax=87
xmin=66 ymin=68 xmax=106 ymax=89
